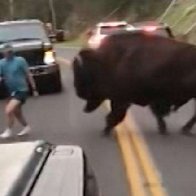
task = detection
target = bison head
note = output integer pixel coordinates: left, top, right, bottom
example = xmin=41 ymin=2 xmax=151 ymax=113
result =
xmin=73 ymin=49 xmax=106 ymax=112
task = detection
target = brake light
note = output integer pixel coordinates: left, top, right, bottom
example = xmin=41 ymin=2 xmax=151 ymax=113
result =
xmin=143 ymin=26 xmax=157 ymax=32
xmin=95 ymin=35 xmax=104 ymax=42
xmin=88 ymin=35 xmax=105 ymax=48
xmin=99 ymin=21 xmax=127 ymax=27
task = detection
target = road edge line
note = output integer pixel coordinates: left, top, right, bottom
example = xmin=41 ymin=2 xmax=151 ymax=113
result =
xmin=56 ymin=56 xmax=71 ymax=66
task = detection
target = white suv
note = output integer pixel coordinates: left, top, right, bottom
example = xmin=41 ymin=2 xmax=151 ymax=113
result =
xmin=88 ymin=21 xmax=134 ymax=48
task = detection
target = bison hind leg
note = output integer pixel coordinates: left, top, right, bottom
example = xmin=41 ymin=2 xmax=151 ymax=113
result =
xmin=182 ymin=116 xmax=196 ymax=136
xmin=157 ymin=117 xmax=167 ymax=135
xmin=182 ymin=100 xmax=196 ymax=136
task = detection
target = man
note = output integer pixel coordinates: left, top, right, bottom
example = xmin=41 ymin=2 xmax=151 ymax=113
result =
xmin=0 ymin=44 xmax=38 ymax=139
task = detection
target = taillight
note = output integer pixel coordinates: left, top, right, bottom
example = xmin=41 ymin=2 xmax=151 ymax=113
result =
xmin=95 ymin=36 xmax=104 ymax=43
xmin=143 ymin=26 xmax=157 ymax=32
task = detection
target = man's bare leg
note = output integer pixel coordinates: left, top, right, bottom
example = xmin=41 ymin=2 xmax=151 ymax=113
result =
xmin=15 ymin=104 xmax=31 ymax=136
xmin=0 ymin=99 xmax=21 ymax=138
xmin=14 ymin=105 xmax=28 ymax=127
xmin=5 ymin=99 xmax=21 ymax=128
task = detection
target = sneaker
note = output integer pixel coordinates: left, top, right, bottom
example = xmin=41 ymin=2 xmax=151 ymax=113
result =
xmin=17 ymin=125 xmax=31 ymax=136
xmin=0 ymin=129 xmax=13 ymax=139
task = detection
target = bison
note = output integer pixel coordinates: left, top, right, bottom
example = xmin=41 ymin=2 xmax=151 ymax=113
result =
xmin=72 ymin=30 xmax=196 ymax=136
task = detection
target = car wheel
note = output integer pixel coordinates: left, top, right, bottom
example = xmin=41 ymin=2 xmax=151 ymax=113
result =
xmin=52 ymin=71 xmax=63 ymax=93
xmin=83 ymin=154 xmax=100 ymax=196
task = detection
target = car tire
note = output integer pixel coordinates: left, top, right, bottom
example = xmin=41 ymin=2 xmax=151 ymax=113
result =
xmin=52 ymin=71 xmax=63 ymax=93
xmin=83 ymin=154 xmax=100 ymax=196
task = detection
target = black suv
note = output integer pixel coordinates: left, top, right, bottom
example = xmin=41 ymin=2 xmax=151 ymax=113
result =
xmin=0 ymin=20 xmax=62 ymax=97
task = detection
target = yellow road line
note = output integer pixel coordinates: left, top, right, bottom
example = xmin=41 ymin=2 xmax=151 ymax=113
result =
xmin=124 ymin=115 xmax=168 ymax=196
xmin=115 ymin=123 xmax=147 ymax=196
xmin=105 ymin=101 xmax=146 ymax=195
xmin=105 ymin=101 xmax=168 ymax=196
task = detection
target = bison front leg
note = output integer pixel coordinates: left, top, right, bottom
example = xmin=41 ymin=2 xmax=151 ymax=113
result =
xmin=103 ymin=101 xmax=129 ymax=136
xmin=84 ymin=99 xmax=103 ymax=113
xmin=150 ymin=104 xmax=168 ymax=135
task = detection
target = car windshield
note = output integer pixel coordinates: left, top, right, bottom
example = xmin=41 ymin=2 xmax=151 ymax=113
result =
xmin=0 ymin=23 xmax=49 ymax=43
xmin=100 ymin=25 xmax=127 ymax=35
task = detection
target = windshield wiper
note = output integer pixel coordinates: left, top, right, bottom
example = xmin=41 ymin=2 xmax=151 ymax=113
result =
xmin=0 ymin=40 xmax=9 ymax=44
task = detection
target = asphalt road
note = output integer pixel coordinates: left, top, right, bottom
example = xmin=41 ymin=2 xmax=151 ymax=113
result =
xmin=0 ymin=47 xmax=129 ymax=196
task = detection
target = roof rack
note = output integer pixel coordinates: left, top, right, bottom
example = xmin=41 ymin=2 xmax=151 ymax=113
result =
xmin=0 ymin=19 xmax=42 ymax=25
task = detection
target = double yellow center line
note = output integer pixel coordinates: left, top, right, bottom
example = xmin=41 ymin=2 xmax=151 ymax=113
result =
xmin=105 ymin=101 xmax=168 ymax=196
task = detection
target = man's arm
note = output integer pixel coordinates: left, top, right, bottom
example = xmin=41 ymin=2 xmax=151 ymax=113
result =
xmin=0 ymin=63 xmax=3 ymax=83
xmin=21 ymin=57 xmax=38 ymax=95
xmin=26 ymin=68 xmax=39 ymax=96
xmin=26 ymin=70 xmax=37 ymax=91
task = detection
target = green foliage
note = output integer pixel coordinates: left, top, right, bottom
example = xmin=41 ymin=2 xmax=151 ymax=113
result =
xmin=0 ymin=0 xmax=169 ymax=26
xmin=163 ymin=0 xmax=196 ymax=44
xmin=1 ymin=0 xmax=195 ymax=44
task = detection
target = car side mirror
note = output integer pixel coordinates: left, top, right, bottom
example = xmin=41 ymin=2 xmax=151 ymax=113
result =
xmin=86 ymin=29 xmax=94 ymax=38
xmin=56 ymin=30 xmax=65 ymax=42
xmin=48 ymin=34 xmax=56 ymax=43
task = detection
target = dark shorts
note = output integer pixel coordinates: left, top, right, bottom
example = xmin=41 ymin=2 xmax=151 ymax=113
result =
xmin=10 ymin=91 xmax=28 ymax=104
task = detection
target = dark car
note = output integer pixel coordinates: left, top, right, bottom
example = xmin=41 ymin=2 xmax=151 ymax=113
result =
xmin=0 ymin=20 xmax=62 ymax=98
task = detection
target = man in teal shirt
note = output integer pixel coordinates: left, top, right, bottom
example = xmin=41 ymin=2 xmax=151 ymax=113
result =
xmin=0 ymin=44 xmax=38 ymax=139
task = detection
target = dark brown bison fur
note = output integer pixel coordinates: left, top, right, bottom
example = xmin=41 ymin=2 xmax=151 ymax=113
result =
xmin=73 ymin=31 xmax=196 ymax=135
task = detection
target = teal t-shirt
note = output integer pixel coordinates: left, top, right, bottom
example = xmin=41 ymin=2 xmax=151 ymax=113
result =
xmin=0 ymin=56 xmax=29 ymax=94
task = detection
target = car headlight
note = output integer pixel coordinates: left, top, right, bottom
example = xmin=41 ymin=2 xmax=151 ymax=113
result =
xmin=44 ymin=50 xmax=55 ymax=64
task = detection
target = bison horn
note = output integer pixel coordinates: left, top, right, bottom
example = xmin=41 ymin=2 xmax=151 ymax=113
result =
xmin=75 ymin=55 xmax=83 ymax=67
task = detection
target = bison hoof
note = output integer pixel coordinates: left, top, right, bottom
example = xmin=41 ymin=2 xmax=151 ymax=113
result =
xmin=159 ymin=128 xmax=168 ymax=135
xmin=84 ymin=100 xmax=102 ymax=113
xmin=102 ymin=128 xmax=112 ymax=137
xmin=84 ymin=107 xmax=92 ymax=113
xmin=83 ymin=105 xmax=97 ymax=113
xmin=181 ymin=127 xmax=193 ymax=136
xmin=159 ymin=131 xmax=169 ymax=136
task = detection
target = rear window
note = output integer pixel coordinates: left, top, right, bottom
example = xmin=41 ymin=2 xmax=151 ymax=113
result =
xmin=143 ymin=28 xmax=171 ymax=37
xmin=0 ymin=23 xmax=49 ymax=43
xmin=100 ymin=25 xmax=127 ymax=35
